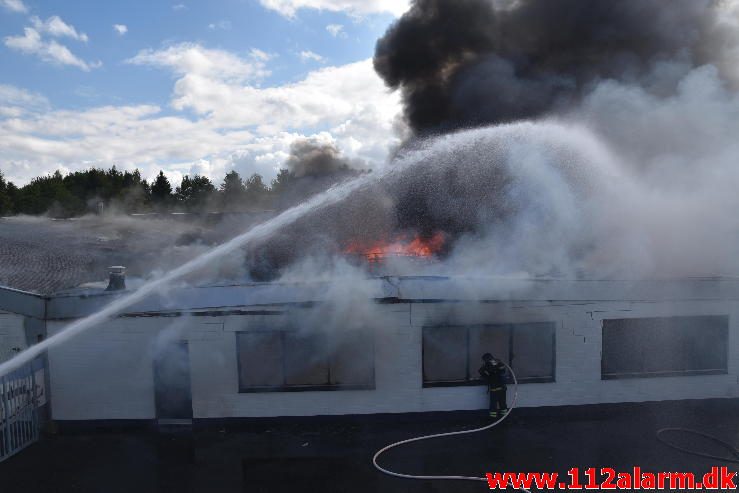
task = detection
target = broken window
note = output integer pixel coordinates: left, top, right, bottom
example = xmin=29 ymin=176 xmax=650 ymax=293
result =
xmin=422 ymin=323 xmax=556 ymax=387
xmin=237 ymin=329 xmax=374 ymax=392
xmin=602 ymin=315 xmax=729 ymax=380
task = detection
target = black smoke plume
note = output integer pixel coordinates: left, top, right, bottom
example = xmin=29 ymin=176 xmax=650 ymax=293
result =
xmin=270 ymin=139 xmax=364 ymax=212
xmin=285 ymin=139 xmax=356 ymax=178
xmin=247 ymin=0 xmax=739 ymax=282
xmin=374 ymin=0 xmax=734 ymax=134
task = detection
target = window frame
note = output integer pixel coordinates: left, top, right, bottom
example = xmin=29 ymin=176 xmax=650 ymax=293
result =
xmin=422 ymin=323 xmax=556 ymax=388
xmin=601 ymin=315 xmax=729 ymax=381
xmin=236 ymin=329 xmax=376 ymax=393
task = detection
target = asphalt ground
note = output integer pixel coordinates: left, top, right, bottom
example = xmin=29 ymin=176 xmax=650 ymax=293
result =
xmin=1 ymin=399 xmax=738 ymax=492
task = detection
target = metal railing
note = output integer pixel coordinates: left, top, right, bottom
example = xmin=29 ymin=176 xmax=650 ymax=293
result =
xmin=0 ymin=358 xmax=43 ymax=463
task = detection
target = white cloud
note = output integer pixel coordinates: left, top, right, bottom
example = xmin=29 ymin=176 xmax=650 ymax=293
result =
xmin=326 ymin=24 xmax=346 ymax=38
xmin=259 ymin=0 xmax=410 ymax=18
xmin=0 ymin=84 xmax=49 ymax=117
xmin=30 ymin=16 xmax=89 ymax=42
xmin=249 ymin=48 xmax=272 ymax=62
xmin=0 ymin=46 xmax=402 ymax=187
xmin=172 ymin=3 xmax=187 ymax=11
xmin=127 ymin=43 xmax=270 ymax=82
xmin=163 ymin=57 xmax=400 ymax=136
xmin=0 ymin=84 xmax=48 ymax=108
xmin=0 ymin=0 xmax=27 ymax=13
xmin=208 ymin=20 xmax=232 ymax=30
xmin=113 ymin=24 xmax=128 ymax=36
xmin=299 ymin=50 xmax=324 ymax=63
xmin=4 ymin=27 xmax=98 ymax=71
xmin=132 ymin=46 xmax=401 ymax=138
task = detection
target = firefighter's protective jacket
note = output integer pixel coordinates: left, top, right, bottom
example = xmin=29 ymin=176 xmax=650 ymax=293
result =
xmin=479 ymin=360 xmax=507 ymax=390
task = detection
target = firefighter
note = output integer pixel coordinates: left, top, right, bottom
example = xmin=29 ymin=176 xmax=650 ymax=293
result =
xmin=479 ymin=353 xmax=508 ymax=419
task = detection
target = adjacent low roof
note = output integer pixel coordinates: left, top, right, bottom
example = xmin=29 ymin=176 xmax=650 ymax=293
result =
xmin=0 ymin=214 xmax=261 ymax=295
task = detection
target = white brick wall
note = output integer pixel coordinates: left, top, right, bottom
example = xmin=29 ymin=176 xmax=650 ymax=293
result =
xmin=46 ymin=299 xmax=739 ymax=421
xmin=47 ymin=318 xmax=161 ymax=420
xmin=0 ymin=311 xmax=26 ymax=363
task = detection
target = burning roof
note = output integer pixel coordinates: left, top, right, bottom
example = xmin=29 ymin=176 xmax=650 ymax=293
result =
xmin=343 ymin=232 xmax=446 ymax=262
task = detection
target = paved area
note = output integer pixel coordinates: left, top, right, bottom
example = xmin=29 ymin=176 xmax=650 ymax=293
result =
xmin=1 ymin=399 xmax=738 ymax=492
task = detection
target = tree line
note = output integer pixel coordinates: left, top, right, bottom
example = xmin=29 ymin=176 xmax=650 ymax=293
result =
xmin=0 ymin=166 xmax=305 ymax=217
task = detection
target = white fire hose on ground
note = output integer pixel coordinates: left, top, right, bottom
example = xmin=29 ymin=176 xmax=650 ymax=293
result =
xmin=372 ymin=362 xmax=531 ymax=492
xmin=372 ymin=362 xmax=739 ymax=491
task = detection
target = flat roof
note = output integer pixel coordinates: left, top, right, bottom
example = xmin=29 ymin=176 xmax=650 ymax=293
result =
xmin=0 ymin=215 xmax=257 ymax=295
xmin=38 ymin=276 xmax=739 ymax=321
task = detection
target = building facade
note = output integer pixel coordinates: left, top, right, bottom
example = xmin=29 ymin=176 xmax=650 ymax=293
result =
xmin=1 ymin=277 xmax=735 ymax=424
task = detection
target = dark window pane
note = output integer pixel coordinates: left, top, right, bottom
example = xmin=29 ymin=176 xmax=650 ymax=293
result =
xmin=602 ymin=320 xmax=645 ymax=376
xmin=238 ymin=332 xmax=284 ymax=388
xmin=284 ymin=331 xmax=329 ymax=386
xmin=679 ymin=316 xmax=728 ymax=372
xmin=602 ymin=316 xmax=728 ymax=379
xmin=330 ymin=330 xmax=374 ymax=386
xmin=468 ymin=325 xmax=510 ymax=379
xmin=423 ymin=327 xmax=467 ymax=382
xmin=511 ymin=323 xmax=555 ymax=380
xmin=645 ymin=319 xmax=683 ymax=374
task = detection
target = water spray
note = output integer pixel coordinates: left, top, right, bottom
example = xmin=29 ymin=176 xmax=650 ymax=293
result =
xmin=0 ymin=169 xmax=394 ymax=378
xmin=372 ymin=362 xmax=531 ymax=492
xmin=0 ymin=121 xmax=599 ymax=378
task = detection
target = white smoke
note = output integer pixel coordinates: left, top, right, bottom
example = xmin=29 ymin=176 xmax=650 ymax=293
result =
xmin=382 ymin=63 xmax=739 ymax=281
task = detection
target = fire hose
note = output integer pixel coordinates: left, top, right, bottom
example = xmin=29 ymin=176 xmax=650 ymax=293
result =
xmin=372 ymin=362 xmax=531 ymax=492
xmin=372 ymin=362 xmax=739 ymax=491
xmin=656 ymin=428 xmax=739 ymax=464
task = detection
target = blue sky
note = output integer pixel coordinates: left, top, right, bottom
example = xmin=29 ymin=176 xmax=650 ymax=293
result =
xmin=0 ymin=0 xmax=408 ymax=185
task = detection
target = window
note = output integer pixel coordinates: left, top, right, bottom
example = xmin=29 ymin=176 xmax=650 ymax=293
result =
xmin=602 ymin=315 xmax=729 ymax=380
xmin=237 ymin=329 xmax=374 ymax=392
xmin=422 ymin=323 xmax=555 ymax=387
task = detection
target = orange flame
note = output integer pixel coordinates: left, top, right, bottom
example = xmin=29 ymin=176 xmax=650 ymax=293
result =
xmin=343 ymin=232 xmax=445 ymax=262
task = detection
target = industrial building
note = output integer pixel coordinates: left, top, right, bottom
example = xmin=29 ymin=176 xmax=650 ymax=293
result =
xmin=2 ymin=273 xmax=737 ymax=425
xmin=0 ymin=217 xmax=737 ymax=467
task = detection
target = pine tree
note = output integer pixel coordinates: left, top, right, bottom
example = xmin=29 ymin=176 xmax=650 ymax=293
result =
xmin=150 ymin=170 xmax=173 ymax=208
xmin=0 ymin=171 xmax=14 ymax=215
xmin=220 ymin=170 xmax=245 ymax=211
xmin=176 ymin=174 xmax=215 ymax=211
xmin=244 ymin=173 xmax=268 ymax=209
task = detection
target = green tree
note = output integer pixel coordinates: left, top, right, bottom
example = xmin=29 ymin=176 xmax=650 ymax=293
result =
xmin=220 ymin=170 xmax=245 ymax=211
xmin=118 ymin=169 xmax=150 ymax=213
xmin=14 ymin=170 xmax=81 ymax=216
xmin=3 ymin=166 xmax=159 ymax=216
xmin=176 ymin=174 xmax=215 ymax=211
xmin=0 ymin=171 xmax=14 ymax=215
xmin=150 ymin=171 xmax=173 ymax=208
xmin=58 ymin=166 xmax=151 ymax=214
xmin=270 ymin=169 xmax=294 ymax=196
xmin=244 ymin=173 xmax=268 ymax=209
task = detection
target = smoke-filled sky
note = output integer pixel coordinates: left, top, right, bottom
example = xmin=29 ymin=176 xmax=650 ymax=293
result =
xmin=242 ymin=0 xmax=739 ymax=281
xmin=4 ymin=0 xmax=739 ymax=281
xmin=375 ymin=0 xmax=739 ymax=133
xmin=0 ymin=0 xmax=409 ymax=186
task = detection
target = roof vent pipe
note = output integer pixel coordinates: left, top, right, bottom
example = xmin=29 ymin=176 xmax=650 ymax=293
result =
xmin=106 ymin=266 xmax=126 ymax=291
